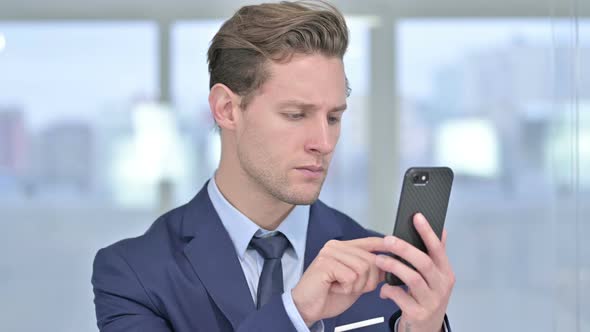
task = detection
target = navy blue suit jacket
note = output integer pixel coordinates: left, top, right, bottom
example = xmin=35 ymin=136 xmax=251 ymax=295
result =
xmin=92 ymin=183 xmax=414 ymax=331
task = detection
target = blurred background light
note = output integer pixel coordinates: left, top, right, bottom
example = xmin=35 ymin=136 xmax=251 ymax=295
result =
xmin=0 ymin=33 xmax=6 ymax=52
xmin=435 ymin=118 xmax=500 ymax=178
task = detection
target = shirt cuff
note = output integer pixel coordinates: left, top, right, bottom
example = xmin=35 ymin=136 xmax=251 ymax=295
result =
xmin=392 ymin=317 xmax=448 ymax=332
xmin=282 ymin=291 xmax=324 ymax=332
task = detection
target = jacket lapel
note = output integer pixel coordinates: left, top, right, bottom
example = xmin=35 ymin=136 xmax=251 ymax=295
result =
xmin=304 ymin=200 xmax=344 ymax=331
xmin=304 ymin=200 xmax=344 ymax=269
xmin=181 ymin=184 xmax=255 ymax=329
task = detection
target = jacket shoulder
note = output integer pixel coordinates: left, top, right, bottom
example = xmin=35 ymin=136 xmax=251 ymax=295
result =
xmin=105 ymin=204 xmax=186 ymax=257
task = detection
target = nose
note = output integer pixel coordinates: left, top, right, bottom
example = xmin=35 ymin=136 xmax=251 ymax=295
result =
xmin=305 ymin=117 xmax=337 ymax=156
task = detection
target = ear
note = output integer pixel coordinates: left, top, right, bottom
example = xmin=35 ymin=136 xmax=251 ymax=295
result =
xmin=208 ymin=83 xmax=241 ymax=131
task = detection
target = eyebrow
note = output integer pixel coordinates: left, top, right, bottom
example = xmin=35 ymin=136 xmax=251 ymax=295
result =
xmin=277 ymin=100 xmax=347 ymax=112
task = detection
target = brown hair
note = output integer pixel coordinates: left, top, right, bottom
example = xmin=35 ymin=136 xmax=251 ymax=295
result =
xmin=207 ymin=0 xmax=349 ymax=109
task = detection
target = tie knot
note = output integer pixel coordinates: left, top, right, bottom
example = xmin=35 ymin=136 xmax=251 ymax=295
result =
xmin=249 ymin=232 xmax=290 ymax=260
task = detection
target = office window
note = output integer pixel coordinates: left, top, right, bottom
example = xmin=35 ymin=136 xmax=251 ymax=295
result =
xmin=171 ymin=20 xmax=224 ymax=198
xmin=0 ymin=22 xmax=158 ymax=332
xmin=398 ymin=19 xmax=590 ymax=331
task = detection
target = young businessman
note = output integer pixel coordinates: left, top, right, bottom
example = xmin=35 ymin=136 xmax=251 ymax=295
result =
xmin=92 ymin=1 xmax=455 ymax=331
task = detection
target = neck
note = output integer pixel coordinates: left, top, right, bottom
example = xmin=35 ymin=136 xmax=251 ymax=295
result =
xmin=214 ymin=164 xmax=294 ymax=231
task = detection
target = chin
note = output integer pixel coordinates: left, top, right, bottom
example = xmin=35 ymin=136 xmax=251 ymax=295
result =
xmin=284 ymin=195 xmax=319 ymax=206
xmin=282 ymin=185 xmax=322 ymax=205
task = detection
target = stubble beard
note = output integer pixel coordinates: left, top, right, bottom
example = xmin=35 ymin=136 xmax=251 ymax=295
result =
xmin=237 ymin=149 xmax=326 ymax=206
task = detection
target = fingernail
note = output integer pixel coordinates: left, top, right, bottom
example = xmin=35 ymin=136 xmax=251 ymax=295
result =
xmin=415 ymin=213 xmax=426 ymax=224
xmin=384 ymin=236 xmax=396 ymax=246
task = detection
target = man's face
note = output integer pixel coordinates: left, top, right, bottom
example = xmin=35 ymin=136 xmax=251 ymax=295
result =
xmin=234 ymin=53 xmax=347 ymax=205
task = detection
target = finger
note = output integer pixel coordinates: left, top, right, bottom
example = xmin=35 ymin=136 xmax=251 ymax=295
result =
xmin=383 ymin=235 xmax=443 ymax=292
xmin=322 ymin=242 xmax=372 ymax=294
xmin=379 ymin=284 xmax=420 ymax=314
xmin=329 ymin=238 xmax=392 ymax=292
xmin=331 ymin=243 xmax=383 ymax=293
xmin=346 ymin=237 xmax=388 ymax=253
xmin=321 ymin=256 xmax=359 ymax=295
xmin=327 ymin=239 xmax=387 ymax=292
xmin=413 ymin=213 xmax=451 ymax=271
xmin=442 ymin=229 xmax=448 ymax=248
xmin=375 ymin=254 xmax=433 ymax=307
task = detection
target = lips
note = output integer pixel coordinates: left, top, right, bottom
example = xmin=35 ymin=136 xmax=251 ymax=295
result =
xmin=295 ymin=165 xmax=325 ymax=180
xmin=296 ymin=165 xmax=325 ymax=172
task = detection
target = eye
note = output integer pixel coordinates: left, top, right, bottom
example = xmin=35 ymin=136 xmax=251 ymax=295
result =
xmin=284 ymin=113 xmax=305 ymax=120
xmin=328 ymin=115 xmax=342 ymax=124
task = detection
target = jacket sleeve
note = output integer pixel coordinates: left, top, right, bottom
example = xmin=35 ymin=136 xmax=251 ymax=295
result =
xmin=389 ymin=310 xmax=452 ymax=332
xmin=92 ymin=247 xmax=172 ymax=332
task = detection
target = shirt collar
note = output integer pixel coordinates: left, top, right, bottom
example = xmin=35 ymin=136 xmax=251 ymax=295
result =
xmin=207 ymin=175 xmax=310 ymax=260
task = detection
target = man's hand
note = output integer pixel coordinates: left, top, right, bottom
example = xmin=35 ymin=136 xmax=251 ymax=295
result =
xmin=376 ymin=213 xmax=455 ymax=332
xmin=291 ymin=237 xmax=387 ymax=327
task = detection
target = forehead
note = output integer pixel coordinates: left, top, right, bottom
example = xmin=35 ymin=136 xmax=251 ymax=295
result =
xmin=257 ymin=54 xmax=347 ymax=105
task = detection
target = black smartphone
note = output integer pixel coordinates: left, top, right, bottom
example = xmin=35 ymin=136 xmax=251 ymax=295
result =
xmin=385 ymin=167 xmax=454 ymax=286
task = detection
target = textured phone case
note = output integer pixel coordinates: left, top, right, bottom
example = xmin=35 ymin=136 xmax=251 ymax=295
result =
xmin=385 ymin=167 xmax=454 ymax=286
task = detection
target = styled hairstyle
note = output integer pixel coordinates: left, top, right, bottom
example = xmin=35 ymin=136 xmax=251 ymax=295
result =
xmin=207 ymin=0 xmax=350 ymax=109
